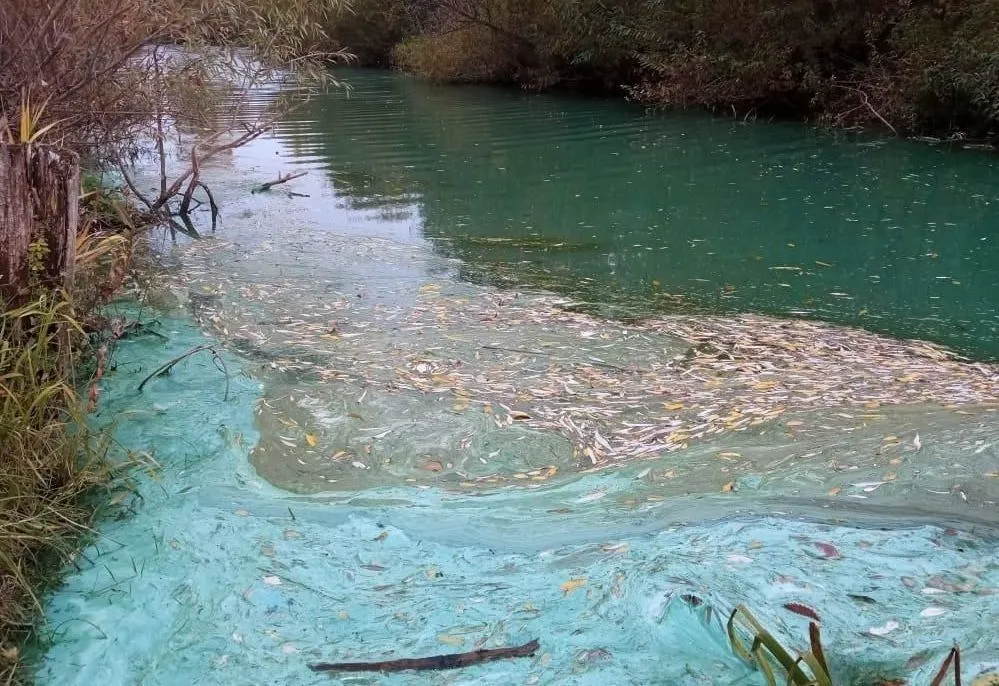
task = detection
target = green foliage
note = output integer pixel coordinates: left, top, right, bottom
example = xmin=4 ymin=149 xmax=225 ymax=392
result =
xmin=385 ymin=0 xmax=999 ymax=140
xmin=328 ymin=0 xmax=421 ymax=66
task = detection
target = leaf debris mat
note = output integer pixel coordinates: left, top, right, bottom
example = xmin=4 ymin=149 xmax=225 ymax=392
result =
xmin=155 ymin=233 xmax=999 ymax=492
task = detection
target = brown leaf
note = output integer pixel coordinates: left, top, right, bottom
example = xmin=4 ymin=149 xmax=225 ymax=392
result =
xmin=784 ymin=602 xmax=821 ymax=621
xmin=814 ymin=542 xmax=841 ymax=559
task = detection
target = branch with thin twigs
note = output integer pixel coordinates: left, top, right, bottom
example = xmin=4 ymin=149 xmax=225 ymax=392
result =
xmin=138 ymin=344 xmax=230 ymax=401
xmin=829 ymin=84 xmax=897 ymax=136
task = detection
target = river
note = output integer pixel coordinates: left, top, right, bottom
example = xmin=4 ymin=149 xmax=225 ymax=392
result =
xmin=36 ymin=69 xmax=999 ymax=685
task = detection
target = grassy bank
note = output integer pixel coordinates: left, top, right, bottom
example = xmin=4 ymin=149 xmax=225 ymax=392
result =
xmin=333 ymin=0 xmax=999 ymax=143
xmin=0 ymin=179 xmax=140 ymax=681
xmin=0 ymin=296 xmax=112 ymax=682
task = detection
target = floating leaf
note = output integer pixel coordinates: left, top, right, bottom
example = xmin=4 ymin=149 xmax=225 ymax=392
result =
xmin=262 ymin=575 xmax=282 ymax=586
xmin=814 ymin=542 xmax=841 ymax=559
xmin=305 ymin=433 xmax=317 ymax=447
xmin=722 ymin=481 xmax=737 ymax=492
xmin=560 ymin=578 xmax=587 ymax=595
xmin=867 ymin=621 xmax=900 ymax=637
xmin=784 ymin=602 xmax=821 ymax=621
xmin=437 ymin=634 xmax=465 ymax=646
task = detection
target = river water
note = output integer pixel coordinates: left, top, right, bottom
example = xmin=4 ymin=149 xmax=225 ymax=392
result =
xmin=37 ymin=70 xmax=999 ymax=685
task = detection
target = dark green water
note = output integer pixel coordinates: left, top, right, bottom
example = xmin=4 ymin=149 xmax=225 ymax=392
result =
xmin=272 ymin=69 xmax=999 ymax=358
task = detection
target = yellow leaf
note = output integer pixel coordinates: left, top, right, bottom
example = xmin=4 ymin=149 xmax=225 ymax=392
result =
xmin=419 ymin=283 xmax=441 ymax=294
xmin=560 ymin=578 xmax=587 ymax=595
xmin=373 ymin=531 xmax=388 ymax=542
xmin=438 ymin=634 xmax=465 ymax=646
xmin=717 ymin=452 xmax=741 ymax=459
xmin=664 ymin=402 xmax=684 ymax=411
xmin=510 ymin=410 xmax=532 ymax=420
xmin=305 ymin=434 xmax=317 ymax=447
xmin=721 ymin=481 xmax=736 ymax=493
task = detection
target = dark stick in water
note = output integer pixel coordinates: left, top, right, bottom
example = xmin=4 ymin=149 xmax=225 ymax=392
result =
xmin=307 ymin=639 xmax=540 ymax=673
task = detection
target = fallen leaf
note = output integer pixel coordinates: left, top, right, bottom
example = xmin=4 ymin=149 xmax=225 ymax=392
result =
xmin=722 ymin=481 xmax=737 ymax=493
xmin=784 ymin=602 xmax=821 ymax=621
xmin=262 ymin=575 xmax=282 ymax=586
xmin=373 ymin=531 xmax=389 ymax=542
xmin=561 ymin=578 xmax=587 ymax=595
xmin=305 ymin=433 xmax=317 ymax=447
xmin=509 ymin=410 xmax=532 ymax=420
xmin=867 ymin=621 xmax=900 ymax=637
xmin=437 ymin=634 xmax=465 ymax=646
xmin=848 ymin=594 xmax=877 ymax=605
xmin=814 ymin=542 xmax=841 ymax=559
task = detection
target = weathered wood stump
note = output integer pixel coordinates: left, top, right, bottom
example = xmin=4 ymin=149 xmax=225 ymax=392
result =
xmin=0 ymin=143 xmax=80 ymax=304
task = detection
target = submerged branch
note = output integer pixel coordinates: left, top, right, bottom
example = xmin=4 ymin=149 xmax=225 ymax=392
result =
xmin=138 ymin=344 xmax=229 ymax=400
xmin=308 ymin=639 xmax=540 ymax=673
xmin=252 ymin=170 xmax=308 ymax=193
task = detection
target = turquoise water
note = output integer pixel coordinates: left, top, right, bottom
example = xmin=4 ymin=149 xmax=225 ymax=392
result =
xmin=276 ymin=69 xmax=999 ymax=357
xmin=36 ymin=70 xmax=999 ymax=685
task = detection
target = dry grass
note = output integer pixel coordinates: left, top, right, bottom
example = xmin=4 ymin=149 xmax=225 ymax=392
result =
xmin=0 ymin=295 xmax=113 ymax=683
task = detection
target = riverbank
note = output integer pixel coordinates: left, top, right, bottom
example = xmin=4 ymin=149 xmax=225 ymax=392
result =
xmin=330 ymin=0 xmax=999 ymax=144
xmin=0 ymin=182 xmax=137 ymax=681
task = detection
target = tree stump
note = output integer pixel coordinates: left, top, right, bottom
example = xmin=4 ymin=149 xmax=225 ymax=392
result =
xmin=0 ymin=143 xmax=80 ymax=304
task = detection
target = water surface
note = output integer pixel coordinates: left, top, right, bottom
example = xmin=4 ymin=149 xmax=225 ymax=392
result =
xmin=36 ymin=70 xmax=999 ymax=686
xmin=273 ymin=69 xmax=999 ymax=357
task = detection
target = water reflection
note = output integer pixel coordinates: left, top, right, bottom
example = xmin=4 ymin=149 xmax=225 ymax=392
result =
xmin=272 ymin=69 xmax=999 ymax=358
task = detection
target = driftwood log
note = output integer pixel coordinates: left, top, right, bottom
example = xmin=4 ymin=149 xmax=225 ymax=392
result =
xmin=308 ymin=639 xmax=540 ymax=673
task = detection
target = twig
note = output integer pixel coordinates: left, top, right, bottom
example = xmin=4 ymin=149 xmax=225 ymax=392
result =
xmin=252 ymin=170 xmax=308 ymax=193
xmin=930 ymin=646 xmax=961 ymax=686
xmin=830 ymin=84 xmax=897 ymax=135
xmin=308 ymin=639 xmax=540 ymax=673
xmin=138 ymin=344 xmax=229 ymax=400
